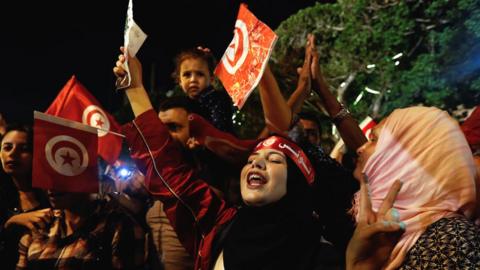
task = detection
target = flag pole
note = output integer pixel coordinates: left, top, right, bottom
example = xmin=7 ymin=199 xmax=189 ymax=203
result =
xmin=96 ymin=127 xmax=126 ymax=138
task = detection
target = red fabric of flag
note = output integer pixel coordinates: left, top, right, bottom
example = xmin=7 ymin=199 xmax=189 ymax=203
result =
xmin=33 ymin=111 xmax=99 ymax=193
xmin=214 ymin=4 xmax=278 ymax=109
xmin=360 ymin=116 xmax=376 ymax=138
xmin=46 ymin=75 xmax=122 ymax=164
xmin=461 ymin=106 xmax=480 ymax=147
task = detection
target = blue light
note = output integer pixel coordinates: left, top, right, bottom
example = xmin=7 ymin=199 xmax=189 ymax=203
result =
xmin=119 ymin=168 xmax=130 ymax=177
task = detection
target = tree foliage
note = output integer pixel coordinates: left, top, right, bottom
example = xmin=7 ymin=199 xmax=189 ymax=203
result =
xmin=115 ymin=0 xmax=480 ymax=139
xmin=271 ymin=0 xmax=480 ymax=124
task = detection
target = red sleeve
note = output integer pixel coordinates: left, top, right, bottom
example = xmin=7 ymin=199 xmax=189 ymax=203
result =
xmin=122 ymin=109 xmax=236 ymax=255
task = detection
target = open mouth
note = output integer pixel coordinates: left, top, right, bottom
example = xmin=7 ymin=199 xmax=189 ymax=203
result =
xmin=247 ymin=172 xmax=267 ymax=188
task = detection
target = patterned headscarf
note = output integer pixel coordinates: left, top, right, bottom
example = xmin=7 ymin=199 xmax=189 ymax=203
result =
xmin=353 ymin=106 xmax=476 ymax=269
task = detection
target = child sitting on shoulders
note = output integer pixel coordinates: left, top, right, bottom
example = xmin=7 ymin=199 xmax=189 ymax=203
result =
xmin=172 ymin=47 xmax=234 ymax=134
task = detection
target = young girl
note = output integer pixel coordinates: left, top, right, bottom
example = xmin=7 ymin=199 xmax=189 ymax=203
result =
xmin=173 ymin=47 xmax=234 ymax=134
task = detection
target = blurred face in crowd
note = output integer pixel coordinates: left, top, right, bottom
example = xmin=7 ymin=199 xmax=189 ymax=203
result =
xmin=178 ymin=57 xmax=213 ymax=99
xmin=158 ymin=108 xmax=190 ymax=147
xmin=299 ymin=119 xmax=320 ymax=145
xmin=1 ymin=130 xmax=32 ymax=178
xmin=240 ymin=149 xmax=288 ymax=206
xmin=354 ymin=122 xmax=384 ymax=180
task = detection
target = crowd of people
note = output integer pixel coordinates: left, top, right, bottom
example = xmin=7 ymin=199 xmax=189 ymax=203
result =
xmin=0 ymin=33 xmax=479 ymax=270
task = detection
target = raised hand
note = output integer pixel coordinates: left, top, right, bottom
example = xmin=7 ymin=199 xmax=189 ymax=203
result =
xmin=346 ymin=177 xmax=405 ymax=270
xmin=286 ymin=34 xmax=316 ymax=116
xmin=296 ymin=34 xmax=313 ymax=92
xmin=113 ymin=46 xmax=144 ymax=90
xmin=112 ymin=46 xmax=153 ymax=117
xmin=5 ymin=208 xmax=53 ymax=234
xmin=308 ymin=34 xmax=328 ymax=91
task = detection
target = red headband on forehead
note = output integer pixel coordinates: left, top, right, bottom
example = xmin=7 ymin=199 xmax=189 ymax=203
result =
xmin=254 ymin=136 xmax=315 ymax=185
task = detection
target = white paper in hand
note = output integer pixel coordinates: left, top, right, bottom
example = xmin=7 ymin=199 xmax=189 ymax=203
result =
xmin=116 ymin=0 xmax=147 ymax=90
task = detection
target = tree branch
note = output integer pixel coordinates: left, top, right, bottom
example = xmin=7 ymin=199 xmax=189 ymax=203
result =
xmin=335 ymin=72 xmax=357 ymax=102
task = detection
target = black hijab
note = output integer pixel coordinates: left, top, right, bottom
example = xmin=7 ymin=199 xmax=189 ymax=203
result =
xmin=222 ymin=158 xmax=340 ymax=270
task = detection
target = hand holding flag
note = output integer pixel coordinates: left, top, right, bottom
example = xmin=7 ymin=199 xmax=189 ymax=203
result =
xmin=215 ymin=4 xmax=278 ymax=109
xmin=116 ymin=0 xmax=147 ymax=90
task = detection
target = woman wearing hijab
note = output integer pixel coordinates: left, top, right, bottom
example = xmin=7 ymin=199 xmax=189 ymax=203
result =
xmin=123 ymin=108 xmax=338 ymax=269
xmin=114 ymin=45 xmax=406 ymax=269
xmin=353 ymin=106 xmax=480 ymax=269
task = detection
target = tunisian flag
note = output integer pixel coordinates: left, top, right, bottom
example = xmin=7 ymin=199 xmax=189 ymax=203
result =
xmin=33 ymin=111 xmax=99 ymax=193
xmin=360 ymin=116 xmax=376 ymax=139
xmin=461 ymin=106 xmax=480 ymax=147
xmin=214 ymin=4 xmax=278 ymax=109
xmin=46 ymin=75 xmax=122 ymax=164
xmin=330 ymin=116 xmax=376 ymax=158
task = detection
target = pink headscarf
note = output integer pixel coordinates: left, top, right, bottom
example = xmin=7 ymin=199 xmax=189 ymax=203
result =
xmin=353 ymin=106 xmax=476 ymax=269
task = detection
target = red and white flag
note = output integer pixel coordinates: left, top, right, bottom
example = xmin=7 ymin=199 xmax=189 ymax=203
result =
xmin=215 ymin=4 xmax=278 ymax=109
xmin=33 ymin=111 xmax=99 ymax=193
xmin=46 ymin=75 xmax=122 ymax=164
xmin=359 ymin=116 xmax=376 ymax=139
xmin=116 ymin=0 xmax=148 ymax=90
xmin=330 ymin=116 xmax=376 ymax=157
xmin=461 ymin=106 xmax=480 ymax=146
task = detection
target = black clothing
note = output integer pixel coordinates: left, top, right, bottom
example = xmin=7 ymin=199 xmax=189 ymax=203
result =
xmin=222 ymin=160 xmax=341 ymax=270
xmin=193 ymin=87 xmax=235 ymax=134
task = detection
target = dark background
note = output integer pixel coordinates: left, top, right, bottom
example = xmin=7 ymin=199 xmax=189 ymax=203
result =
xmin=0 ymin=0 xmax=324 ymax=124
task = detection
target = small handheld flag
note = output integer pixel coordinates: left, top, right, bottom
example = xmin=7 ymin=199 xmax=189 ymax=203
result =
xmin=33 ymin=111 xmax=99 ymax=193
xmin=215 ymin=4 xmax=278 ymax=109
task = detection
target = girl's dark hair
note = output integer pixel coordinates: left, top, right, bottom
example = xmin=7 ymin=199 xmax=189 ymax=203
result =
xmin=1 ymin=123 xmax=33 ymax=151
xmin=286 ymin=156 xmax=312 ymax=203
xmin=172 ymin=47 xmax=217 ymax=82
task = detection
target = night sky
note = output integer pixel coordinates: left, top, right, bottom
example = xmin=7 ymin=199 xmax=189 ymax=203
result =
xmin=1 ymin=0 xmax=324 ymax=124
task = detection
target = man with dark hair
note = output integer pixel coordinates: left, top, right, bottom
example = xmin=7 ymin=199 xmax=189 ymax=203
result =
xmin=136 ymin=96 xmax=199 ymax=270
xmin=298 ymin=111 xmax=322 ymax=145
xmin=148 ymin=96 xmax=239 ymax=270
xmin=157 ymin=96 xmax=197 ymax=148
